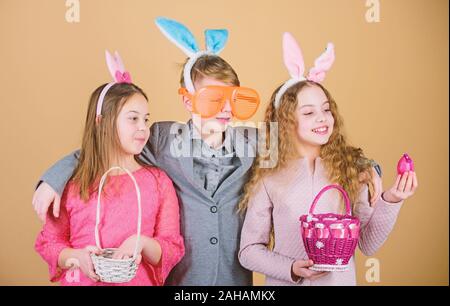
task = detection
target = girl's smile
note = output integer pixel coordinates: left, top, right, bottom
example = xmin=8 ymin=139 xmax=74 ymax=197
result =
xmin=296 ymin=85 xmax=334 ymax=148
xmin=312 ymin=125 xmax=330 ymax=135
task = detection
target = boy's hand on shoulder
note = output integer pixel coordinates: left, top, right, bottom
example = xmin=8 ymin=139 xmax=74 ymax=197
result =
xmin=359 ymin=166 xmax=383 ymax=206
xmin=32 ymin=182 xmax=60 ymax=222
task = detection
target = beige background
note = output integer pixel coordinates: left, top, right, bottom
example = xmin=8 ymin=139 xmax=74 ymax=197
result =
xmin=0 ymin=0 xmax=448 ymax=286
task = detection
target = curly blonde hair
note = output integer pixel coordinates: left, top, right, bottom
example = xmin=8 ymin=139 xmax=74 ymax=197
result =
xmin=238 ymin=81 xmax=373 ymax=216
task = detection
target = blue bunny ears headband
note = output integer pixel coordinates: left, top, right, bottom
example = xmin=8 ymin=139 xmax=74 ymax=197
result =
xmin=155 ymin=17 xmax=229 ymax=93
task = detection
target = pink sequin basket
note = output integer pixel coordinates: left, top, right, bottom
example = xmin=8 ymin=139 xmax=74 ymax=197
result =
xmin=299 ymin=184 xmax=360 ymax=272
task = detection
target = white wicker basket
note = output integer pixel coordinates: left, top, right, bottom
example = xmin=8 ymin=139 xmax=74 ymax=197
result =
xmin=90 ymin=166 xmax=142 ymax=283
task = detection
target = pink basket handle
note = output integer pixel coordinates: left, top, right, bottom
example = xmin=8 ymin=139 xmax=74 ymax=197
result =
xmin=309 ymin=184 xmax=352 ymax=216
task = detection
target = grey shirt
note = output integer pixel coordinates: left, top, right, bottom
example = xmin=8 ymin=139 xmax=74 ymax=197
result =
xmin=192 ymin=127 xmax=242 ymax=198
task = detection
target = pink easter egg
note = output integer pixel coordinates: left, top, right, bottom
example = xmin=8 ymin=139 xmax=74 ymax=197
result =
xmin=397 ymin=153 xmax=414 ymax=175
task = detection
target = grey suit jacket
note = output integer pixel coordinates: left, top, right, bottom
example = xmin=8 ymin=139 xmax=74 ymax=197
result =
xmin=39 ymin=121 xmax=258 ymax=286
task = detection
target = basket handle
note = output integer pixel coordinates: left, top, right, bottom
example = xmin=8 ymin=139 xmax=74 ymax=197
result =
xmin=95 ymin=166 xmax=142 ymax=260
xmin=309 ymin=184 xmax=352 ymax=216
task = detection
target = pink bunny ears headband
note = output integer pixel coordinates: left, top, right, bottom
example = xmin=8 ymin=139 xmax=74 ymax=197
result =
xmin=273 ymin=32 xmax=335 ymax=109
xmin=96 ymin=50 xmax=132 ymax=123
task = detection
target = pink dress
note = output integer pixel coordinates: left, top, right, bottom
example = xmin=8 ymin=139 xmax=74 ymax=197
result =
xmin=35 ymin=166 xmax=185 ymax=286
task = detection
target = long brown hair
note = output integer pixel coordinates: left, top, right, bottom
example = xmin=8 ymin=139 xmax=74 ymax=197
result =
xmin=71 ymin=82 xmax=148 ymax=201
xmin=239 ymin=81 xmax=373 ymax=214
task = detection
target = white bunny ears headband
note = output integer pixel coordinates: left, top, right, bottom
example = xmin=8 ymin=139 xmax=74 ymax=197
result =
xmin=155 ymin=17 xmax=229 ymax=93
xmin=274 ymin=32 xmax=335 ymax=109
xmin=96 ymin=50 xmax=132 ymax=122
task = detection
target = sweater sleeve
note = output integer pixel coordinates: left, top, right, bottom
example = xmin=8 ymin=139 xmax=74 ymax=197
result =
xmin=238 ymin=180 xmax=299 ymax=284
xmin=34 ymin=189 xmax=71 ymax=282
xmin=354 ymin=184 xmax=404 ymax=256
xmin=148 ymin=170 xmax=185 ymax=285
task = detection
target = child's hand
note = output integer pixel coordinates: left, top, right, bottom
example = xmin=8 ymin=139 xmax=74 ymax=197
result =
xmin=382 ymin=171 xmax=418 ymax=203
xmin=32 ymin=182 xmax=60 ymax=223
xmin=71 ymin=246 xmax=102 ymax=282
xmin=113 ymin=235 xmax=143 ymax=264
xmin=291 ymin=259 xmax=329 ymax=282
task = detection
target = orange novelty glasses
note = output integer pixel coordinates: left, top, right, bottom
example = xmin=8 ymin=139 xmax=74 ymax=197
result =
xmin=178 ymin=86 xmax=260 ymax=120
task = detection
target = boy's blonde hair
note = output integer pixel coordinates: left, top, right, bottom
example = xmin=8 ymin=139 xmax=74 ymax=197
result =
xmin=180 ymin=54 xmax=240 ymax=88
